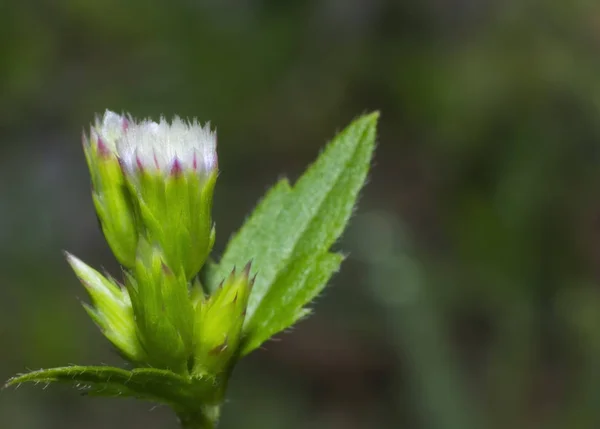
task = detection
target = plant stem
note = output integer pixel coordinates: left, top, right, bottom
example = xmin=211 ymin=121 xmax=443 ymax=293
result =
xmin=178 ymin=405 xmax=220 ymax=429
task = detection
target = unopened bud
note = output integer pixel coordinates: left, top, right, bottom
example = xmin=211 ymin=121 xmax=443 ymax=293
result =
xmin=83 ymin=111 xmax=138 ymax=268
xmin=126 ymin=239 xmax=195 ymax=374
xmin=193 ymin=263 xmax=253 ymax=376
xmin=117 ymin=115 xmax=217 ymax=279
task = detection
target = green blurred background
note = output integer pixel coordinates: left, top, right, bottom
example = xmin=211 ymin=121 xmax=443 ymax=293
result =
xmin=2 ymin=1 xmax=600 ymax=428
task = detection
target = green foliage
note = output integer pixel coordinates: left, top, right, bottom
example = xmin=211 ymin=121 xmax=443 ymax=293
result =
xmin=5 ymin=112 xmax=378 ymax=428
xmin=194 ymin=267 xmax=252 ymax=376
xmin=66 ymin=253 xmax=146 ymax=363
xmin=132 ymin=168 xmax=217 ymax=280
xmin=208 ymin=112 xmax=378 ymax=355
xmin=127 ymin=238 xmax=195 ymax=374
xmin=4 ymin=366 xmax=217 ymax=410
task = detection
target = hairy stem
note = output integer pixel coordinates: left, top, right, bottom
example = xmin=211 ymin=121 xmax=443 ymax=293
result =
xmin=178 ymin=405 xmax=220 ymax=429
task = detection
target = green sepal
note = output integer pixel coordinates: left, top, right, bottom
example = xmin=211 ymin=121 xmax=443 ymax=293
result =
xmin=190 ymin=277 xmax=206 ymax=308
xmin=84 ymin=133 xmax=138 ymax=268
xmin=127 ymin=169 xmax=217 ymax=280
xmin=193 ymin=265 xmax=252 ymax=376
xmin=127 ymin=239 xmax=195 ymax=374
xmin=65 ymin=253 xmax=146 ymax=363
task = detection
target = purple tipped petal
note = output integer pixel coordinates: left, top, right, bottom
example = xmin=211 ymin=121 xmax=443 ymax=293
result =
xmin=170 ymin=158 xmax=183 ymax=176
xmin=135 ymin=152 xmax=145 ymax=172
xmin=96 ymin=136 xmax=111 ymax=158
xmin=115 ymin=115 xmax=216 ymax=177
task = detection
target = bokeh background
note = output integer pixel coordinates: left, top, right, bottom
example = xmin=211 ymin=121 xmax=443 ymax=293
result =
xmin=2 ymin=1 xmax=600 ymax=428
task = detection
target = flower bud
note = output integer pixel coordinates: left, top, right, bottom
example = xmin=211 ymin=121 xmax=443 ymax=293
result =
xmin=66 ymin=253 xmax=146 ymax=363
xmin=117 ymin=116 xmax=217 ymax=280
xmin=83 ymin=111 xmax=138 ymax=268
xmin=126 ymin=238 xmax=195 ymax=374
xmin=193 ymin=263 xmax=253 ymax=376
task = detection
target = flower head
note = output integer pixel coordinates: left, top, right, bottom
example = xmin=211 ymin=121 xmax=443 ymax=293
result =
xmin=117 ymin=116 xmax=217 ymax=177
xmin=83 ymin=110 xmax=218 ymax=279
xmin=75 ymin=110 xmax=223 ymax=375
xmin=115 ymin=113 xmax=217 ymax=280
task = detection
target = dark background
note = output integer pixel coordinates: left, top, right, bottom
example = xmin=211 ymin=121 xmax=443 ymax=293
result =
xmin=2 ymin=1 xmax=600 ymax=428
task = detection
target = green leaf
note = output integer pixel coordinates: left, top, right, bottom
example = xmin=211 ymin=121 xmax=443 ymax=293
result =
xmin=241 ymin=252 xmax=344 ymax=354
xmin=4 ymin=366 xmax=217 ymax=409
xmin=209 ymin=112 xmax=378 ymax=353
xmin=203 ymin=179 xmax=291 ymax=295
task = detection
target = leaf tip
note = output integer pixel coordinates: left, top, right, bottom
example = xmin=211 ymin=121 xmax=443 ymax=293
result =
xmin=4 ymin=374 xmax=24 ymax=389
xmin=64 ymin=251 xmax=78 ymax=266
xmin=364 ymin=110 xmax=380 ymax=123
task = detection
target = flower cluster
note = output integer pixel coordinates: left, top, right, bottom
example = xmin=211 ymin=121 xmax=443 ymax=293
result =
xmin=70 ymin=110 xmax=251 ymax=377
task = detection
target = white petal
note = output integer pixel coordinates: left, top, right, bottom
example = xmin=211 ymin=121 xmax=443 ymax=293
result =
xmin=117 ymin=115 xmax=217 ymax=175
xmin=93 ymin=110 xmax=128 ymax=153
